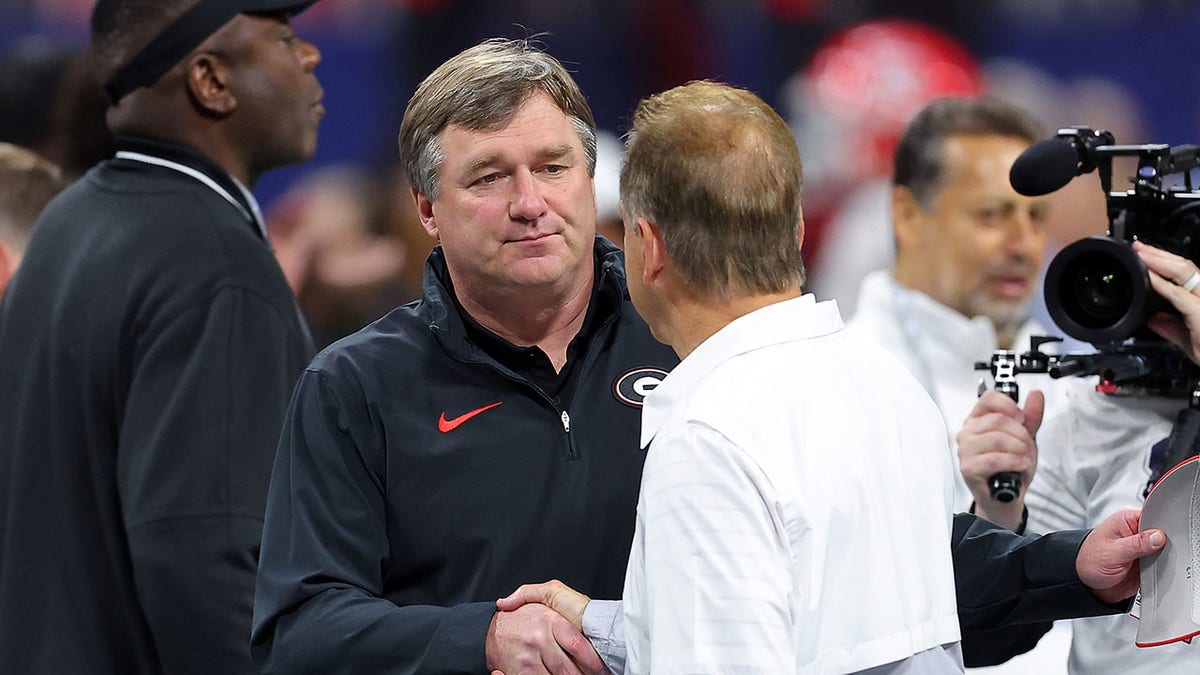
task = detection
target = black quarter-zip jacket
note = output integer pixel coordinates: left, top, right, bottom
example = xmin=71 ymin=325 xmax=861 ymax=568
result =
xmin=252 ymin=239 xmax=679 ymax=674
xmin=0 ymin=138 xmax=314 ymax=674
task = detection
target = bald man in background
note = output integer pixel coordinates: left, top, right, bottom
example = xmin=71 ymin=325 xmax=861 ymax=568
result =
xmin=0 ymin=143 xmax=66 ymax=302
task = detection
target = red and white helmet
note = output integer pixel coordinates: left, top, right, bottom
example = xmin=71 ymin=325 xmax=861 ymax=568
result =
xmin=786 ymin=19 xmax=983 ymax=188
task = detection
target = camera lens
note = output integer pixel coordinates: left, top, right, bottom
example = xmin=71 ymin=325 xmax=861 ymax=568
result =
xmin=1045 ymin=236 xmax=1150 ymax=345
xmin=1066 ymin=254 xmax=1132 ymax=328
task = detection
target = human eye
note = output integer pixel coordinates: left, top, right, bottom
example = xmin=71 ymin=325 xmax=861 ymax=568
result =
xmin=472 ymin=172 xmax=502 ymax=187
xmin=973 ymin=205 xmax=1006 ymax=226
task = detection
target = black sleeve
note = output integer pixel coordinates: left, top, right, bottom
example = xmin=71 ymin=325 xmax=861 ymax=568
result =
xmin=959 ymin=624 xmax=1053 ymax=667
xmin=251 ymin=369 xmax=496 ymax=674
xmin=951 ymin=513 xmax=1126 ymax=665
xmin=119 ymin=286 xmax=310 ymax=674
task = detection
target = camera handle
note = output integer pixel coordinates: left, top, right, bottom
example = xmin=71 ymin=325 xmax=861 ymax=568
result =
xmin=974 ymin=337 xmax=1061 ymax=503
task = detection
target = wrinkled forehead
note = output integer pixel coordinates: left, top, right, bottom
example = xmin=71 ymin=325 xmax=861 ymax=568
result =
xmin=438 ymin=94 xmax=586 ymax=168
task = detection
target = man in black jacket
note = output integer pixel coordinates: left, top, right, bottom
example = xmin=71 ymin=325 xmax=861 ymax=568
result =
xmin=252 ymin=39 xmax=1165 ymax=675
xmin=0 ymin=1 xmax=322 ymax=672
xmin=251 ymin=38 xmax=677 ymax=675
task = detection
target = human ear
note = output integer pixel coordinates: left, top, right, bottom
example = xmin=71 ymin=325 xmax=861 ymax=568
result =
xmin=185 ymin=53 xmax=236 ymax=116
xmin=413 ymin=187 xmax=438 ymax=239
xmin=638 ymin=218 xmax=667 ymax=283
xmin=891 ymin=186 xmax=927 ymax=253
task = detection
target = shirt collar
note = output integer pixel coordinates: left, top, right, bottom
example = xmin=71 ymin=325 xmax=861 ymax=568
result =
xmin=861 ymin=270 xmax=996 ymax=351
xmin=640 ymin=294 xmax=842 ymax=447
xmin=112 ymin=136 xmax=267 ymax=239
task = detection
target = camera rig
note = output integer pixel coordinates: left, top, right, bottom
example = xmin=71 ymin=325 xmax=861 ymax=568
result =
xmin=975 ymin=335 xmax=1200 ymax=500
xmin=972 ymin=128 xmax=1200 ymax=502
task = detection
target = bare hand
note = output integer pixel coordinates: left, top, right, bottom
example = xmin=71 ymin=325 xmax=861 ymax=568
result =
xmin=1134 ymin=241 xmax=1200 ymax=363
xmin=956 ymin=389 xmax=1044 ymax=529
xmin=1076 ymin=506 xmax=1167 ymax=604
xmin=496 ymin=580 xmax=591 ymax=631
xmin=485 ymin=602 xmax=606 ymax=675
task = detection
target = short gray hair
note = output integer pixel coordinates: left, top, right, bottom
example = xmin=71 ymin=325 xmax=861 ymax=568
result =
xmin=398 ymin=38 xmax=597 ymax=199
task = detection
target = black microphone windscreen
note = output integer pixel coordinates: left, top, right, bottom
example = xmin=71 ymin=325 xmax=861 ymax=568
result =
xmin=1009 ymin=137 xmax=1081 ymax=197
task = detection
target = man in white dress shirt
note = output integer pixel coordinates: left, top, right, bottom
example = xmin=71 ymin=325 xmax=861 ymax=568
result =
xmin=843 ymin=97 xmax=1059 ymax=525
xmin=496 ymin=83 xmax=1168 ymax=675
xmin=540 ymin=80 xmax=965 ymax=674
xmin=843 ymin=97 xmax=1074 ymax=670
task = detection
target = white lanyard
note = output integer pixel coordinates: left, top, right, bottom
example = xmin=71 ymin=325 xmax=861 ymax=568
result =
xmin=114 ymin=150 xmax=268 ymax=240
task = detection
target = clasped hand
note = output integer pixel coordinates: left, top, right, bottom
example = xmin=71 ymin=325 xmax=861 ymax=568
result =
xmin=486 ymin=580 xmax=605 ymax=675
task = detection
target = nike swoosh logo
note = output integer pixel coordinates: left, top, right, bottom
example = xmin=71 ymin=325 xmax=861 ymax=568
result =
xmin=438 ymin=401 xmax=503 ymax=433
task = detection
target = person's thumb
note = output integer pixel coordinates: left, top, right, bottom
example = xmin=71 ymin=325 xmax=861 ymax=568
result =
xmin=1022 ymin=389 xmax=1046 ymax=438
xmin=1101 ymin=528 xmax=1167 ymax=572
xmin=495 ymin=584 xmax=546 ymax=611
xmin=1134 ymin=529 xmax=1167 ymax=557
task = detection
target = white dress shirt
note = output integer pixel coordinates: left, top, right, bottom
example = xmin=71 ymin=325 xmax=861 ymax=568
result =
xmin=845 ymin=270 xmax=1066 ymax=513
xmin=622 ymin=295 xmax=962 ymax=674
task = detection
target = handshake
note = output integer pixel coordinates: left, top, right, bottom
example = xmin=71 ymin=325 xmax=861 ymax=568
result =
xmin=487 ymin=579 xmax=604 ymax=675
xmin=484 ymin=508 xmax=1165 ymax=675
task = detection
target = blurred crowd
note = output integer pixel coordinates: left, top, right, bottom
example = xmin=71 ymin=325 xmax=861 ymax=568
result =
xmin=1 ymin=0 xmax=1195 ymax=350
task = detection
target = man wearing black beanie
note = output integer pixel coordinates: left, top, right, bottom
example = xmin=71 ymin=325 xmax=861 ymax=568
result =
xmin=0 ymin=1 xmax=323 ymax=672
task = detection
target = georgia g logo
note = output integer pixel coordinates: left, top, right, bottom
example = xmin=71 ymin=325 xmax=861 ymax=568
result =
xmin=613 ymin=367 xmax=668 ymax=408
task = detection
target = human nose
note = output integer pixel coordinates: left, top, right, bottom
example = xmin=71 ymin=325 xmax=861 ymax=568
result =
xmin=297 ymin=38 xmax=321 ymax=71
xmin=1005 ymin=210 xmax=1042 ymax=257
xmin=508 ymin=169 xmax=548 ymax=221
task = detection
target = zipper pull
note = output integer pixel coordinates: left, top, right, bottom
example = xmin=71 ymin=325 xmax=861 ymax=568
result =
xmin=561 ymin=410 xmax=571 ymax=433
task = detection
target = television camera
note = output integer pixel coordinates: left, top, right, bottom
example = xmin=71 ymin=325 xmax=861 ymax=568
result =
xmin=975 ymin=127 xmax=1200 ymax=502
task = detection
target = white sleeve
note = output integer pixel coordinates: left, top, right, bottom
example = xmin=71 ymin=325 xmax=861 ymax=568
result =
xmin=1025 ymin=382 xmax=1089 ymax=534
xmin=581 ymin=599 xmax=626 ymax=674
xmin=629 ymin=422 xmax=794 ymax=674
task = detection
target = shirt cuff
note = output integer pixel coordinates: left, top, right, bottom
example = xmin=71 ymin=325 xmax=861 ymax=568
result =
xmin=582 ymin=599 xmax=626 ymax=674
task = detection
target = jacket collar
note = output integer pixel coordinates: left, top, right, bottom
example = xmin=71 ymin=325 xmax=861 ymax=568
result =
xmin=111 ymin=135 xmax=266 ymax=238
xmin=422 ymin=237 xmax=628 ymax=365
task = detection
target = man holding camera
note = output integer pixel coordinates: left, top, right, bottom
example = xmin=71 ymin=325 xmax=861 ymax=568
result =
xmin=844 ymin=96 xmax=1060 ymax=526
xmin=841 ymin=96 xmax=1082 ymax=668
xmin=960 ymin=240 xmax=1200 ymax=673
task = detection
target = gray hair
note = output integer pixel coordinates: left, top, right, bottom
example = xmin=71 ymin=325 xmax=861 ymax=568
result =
xmin=398 ymin=38 xmax=596 ymax=198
